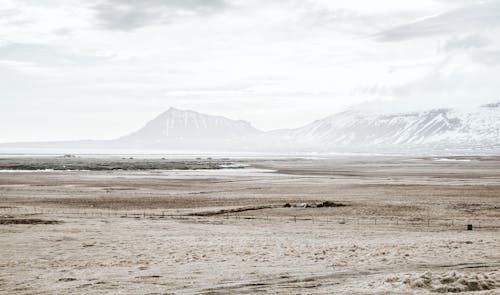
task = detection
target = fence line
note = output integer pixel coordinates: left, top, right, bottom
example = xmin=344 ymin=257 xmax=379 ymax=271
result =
xmin=1 ymin=206 xmax=499 ymax=230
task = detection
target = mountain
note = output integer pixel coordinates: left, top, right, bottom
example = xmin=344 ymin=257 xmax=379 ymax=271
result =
xmin=116 ymin=107 xmax=262 ymax=150
xmin=1 ymin=103 xmax=499 ymax=155
xmin=276 ymin=102 xmax=500 ymax=153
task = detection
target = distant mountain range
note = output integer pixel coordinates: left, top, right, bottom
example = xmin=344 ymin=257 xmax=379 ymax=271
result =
xmin=2 ymin=103 xmax=499 ymax=155
xmin=274 ymin=102 xmax=500 ymax=153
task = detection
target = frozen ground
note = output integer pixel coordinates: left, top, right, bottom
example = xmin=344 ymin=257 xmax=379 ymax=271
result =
xmin=0 ymin=156 xmax=499 ymax=294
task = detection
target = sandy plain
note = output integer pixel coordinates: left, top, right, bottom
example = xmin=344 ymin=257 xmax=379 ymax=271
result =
xmin=0 ymin=156 xmax=499 ymax=294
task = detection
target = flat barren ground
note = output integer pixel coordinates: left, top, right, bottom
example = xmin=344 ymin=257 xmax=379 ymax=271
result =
xmin=0 ymin=156 xmax=499 ymax=294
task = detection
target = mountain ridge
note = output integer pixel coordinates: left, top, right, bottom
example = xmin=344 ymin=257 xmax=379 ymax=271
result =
xmin=277 ymin=103 xmax=499 ymax=152
xmin=1 ymin=102 xmax=499 ymax=155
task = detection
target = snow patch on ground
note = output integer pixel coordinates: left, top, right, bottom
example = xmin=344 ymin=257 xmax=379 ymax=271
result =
xmin=432 ymin=158 xmax=472 ymax=162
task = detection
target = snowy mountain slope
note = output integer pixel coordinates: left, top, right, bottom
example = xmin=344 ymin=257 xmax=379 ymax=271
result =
xmin=453 ymin=103 xmax=500 ymax=146
xmin=1 ymin=103 xmax=498 ymax=154
xmin=279 ymin=103 xmax=500 ymax=152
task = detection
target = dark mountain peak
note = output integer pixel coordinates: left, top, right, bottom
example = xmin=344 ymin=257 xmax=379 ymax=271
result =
xmin=119 ymin=108 xmax=261 ymax=147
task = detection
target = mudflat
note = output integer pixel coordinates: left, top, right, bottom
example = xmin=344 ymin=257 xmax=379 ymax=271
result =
xmin=0 ymin=156 xmax=499 ymax=294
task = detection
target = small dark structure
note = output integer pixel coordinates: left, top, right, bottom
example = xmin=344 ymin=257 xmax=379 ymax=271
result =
xmin=467 ymin=224 xmax=473 ymax=231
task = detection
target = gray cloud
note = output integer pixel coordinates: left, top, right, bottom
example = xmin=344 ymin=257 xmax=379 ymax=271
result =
xmin=390 ymin=61 xmax=500 ymax=106
xmin=0 ymin=43 xmax=61 ymax=64
xmin=0 ymin=7 xmax=36 ymax=27
xmin=93 ymin=0 xmax=228 ymax=31
xmin=0 ymin=8 xmax=20 ymax=18
xmin=374 ymin=1 xmax=500 ymax=42
xmin=443 ymin=34 xmax=489 ymax=52
xmin=470 ymin=50 xmax=500 ymax=65
xmin=0 ymin=43 xmax=110 ymax=66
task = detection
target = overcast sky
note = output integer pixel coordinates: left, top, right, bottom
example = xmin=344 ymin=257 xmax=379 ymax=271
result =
xmin=1 ymin=0 xmax=500 ymax=141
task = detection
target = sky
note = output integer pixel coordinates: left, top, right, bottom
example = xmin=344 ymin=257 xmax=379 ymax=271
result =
xmin=1 ymin=0 xmax=500 ymax=142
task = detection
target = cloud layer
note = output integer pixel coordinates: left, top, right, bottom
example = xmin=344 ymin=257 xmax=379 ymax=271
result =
xmin=1 ymin=0 xmax=499 ymax=141
xmin=93 ymin=0 xmax=228 ymax=30
xmin=375 ymin=1 xmax=500 ymax=41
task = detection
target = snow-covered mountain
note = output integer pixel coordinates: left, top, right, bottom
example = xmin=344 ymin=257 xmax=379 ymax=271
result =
xmin=117 ymin=107 xmax=261 ymax=150
xmin=276 ymin=102 xmax=500 ymax=153
xmin=1 ymin=103 xmax=499 ymax=155
xmin=121 ymin=103 xmax=499 ymax=154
